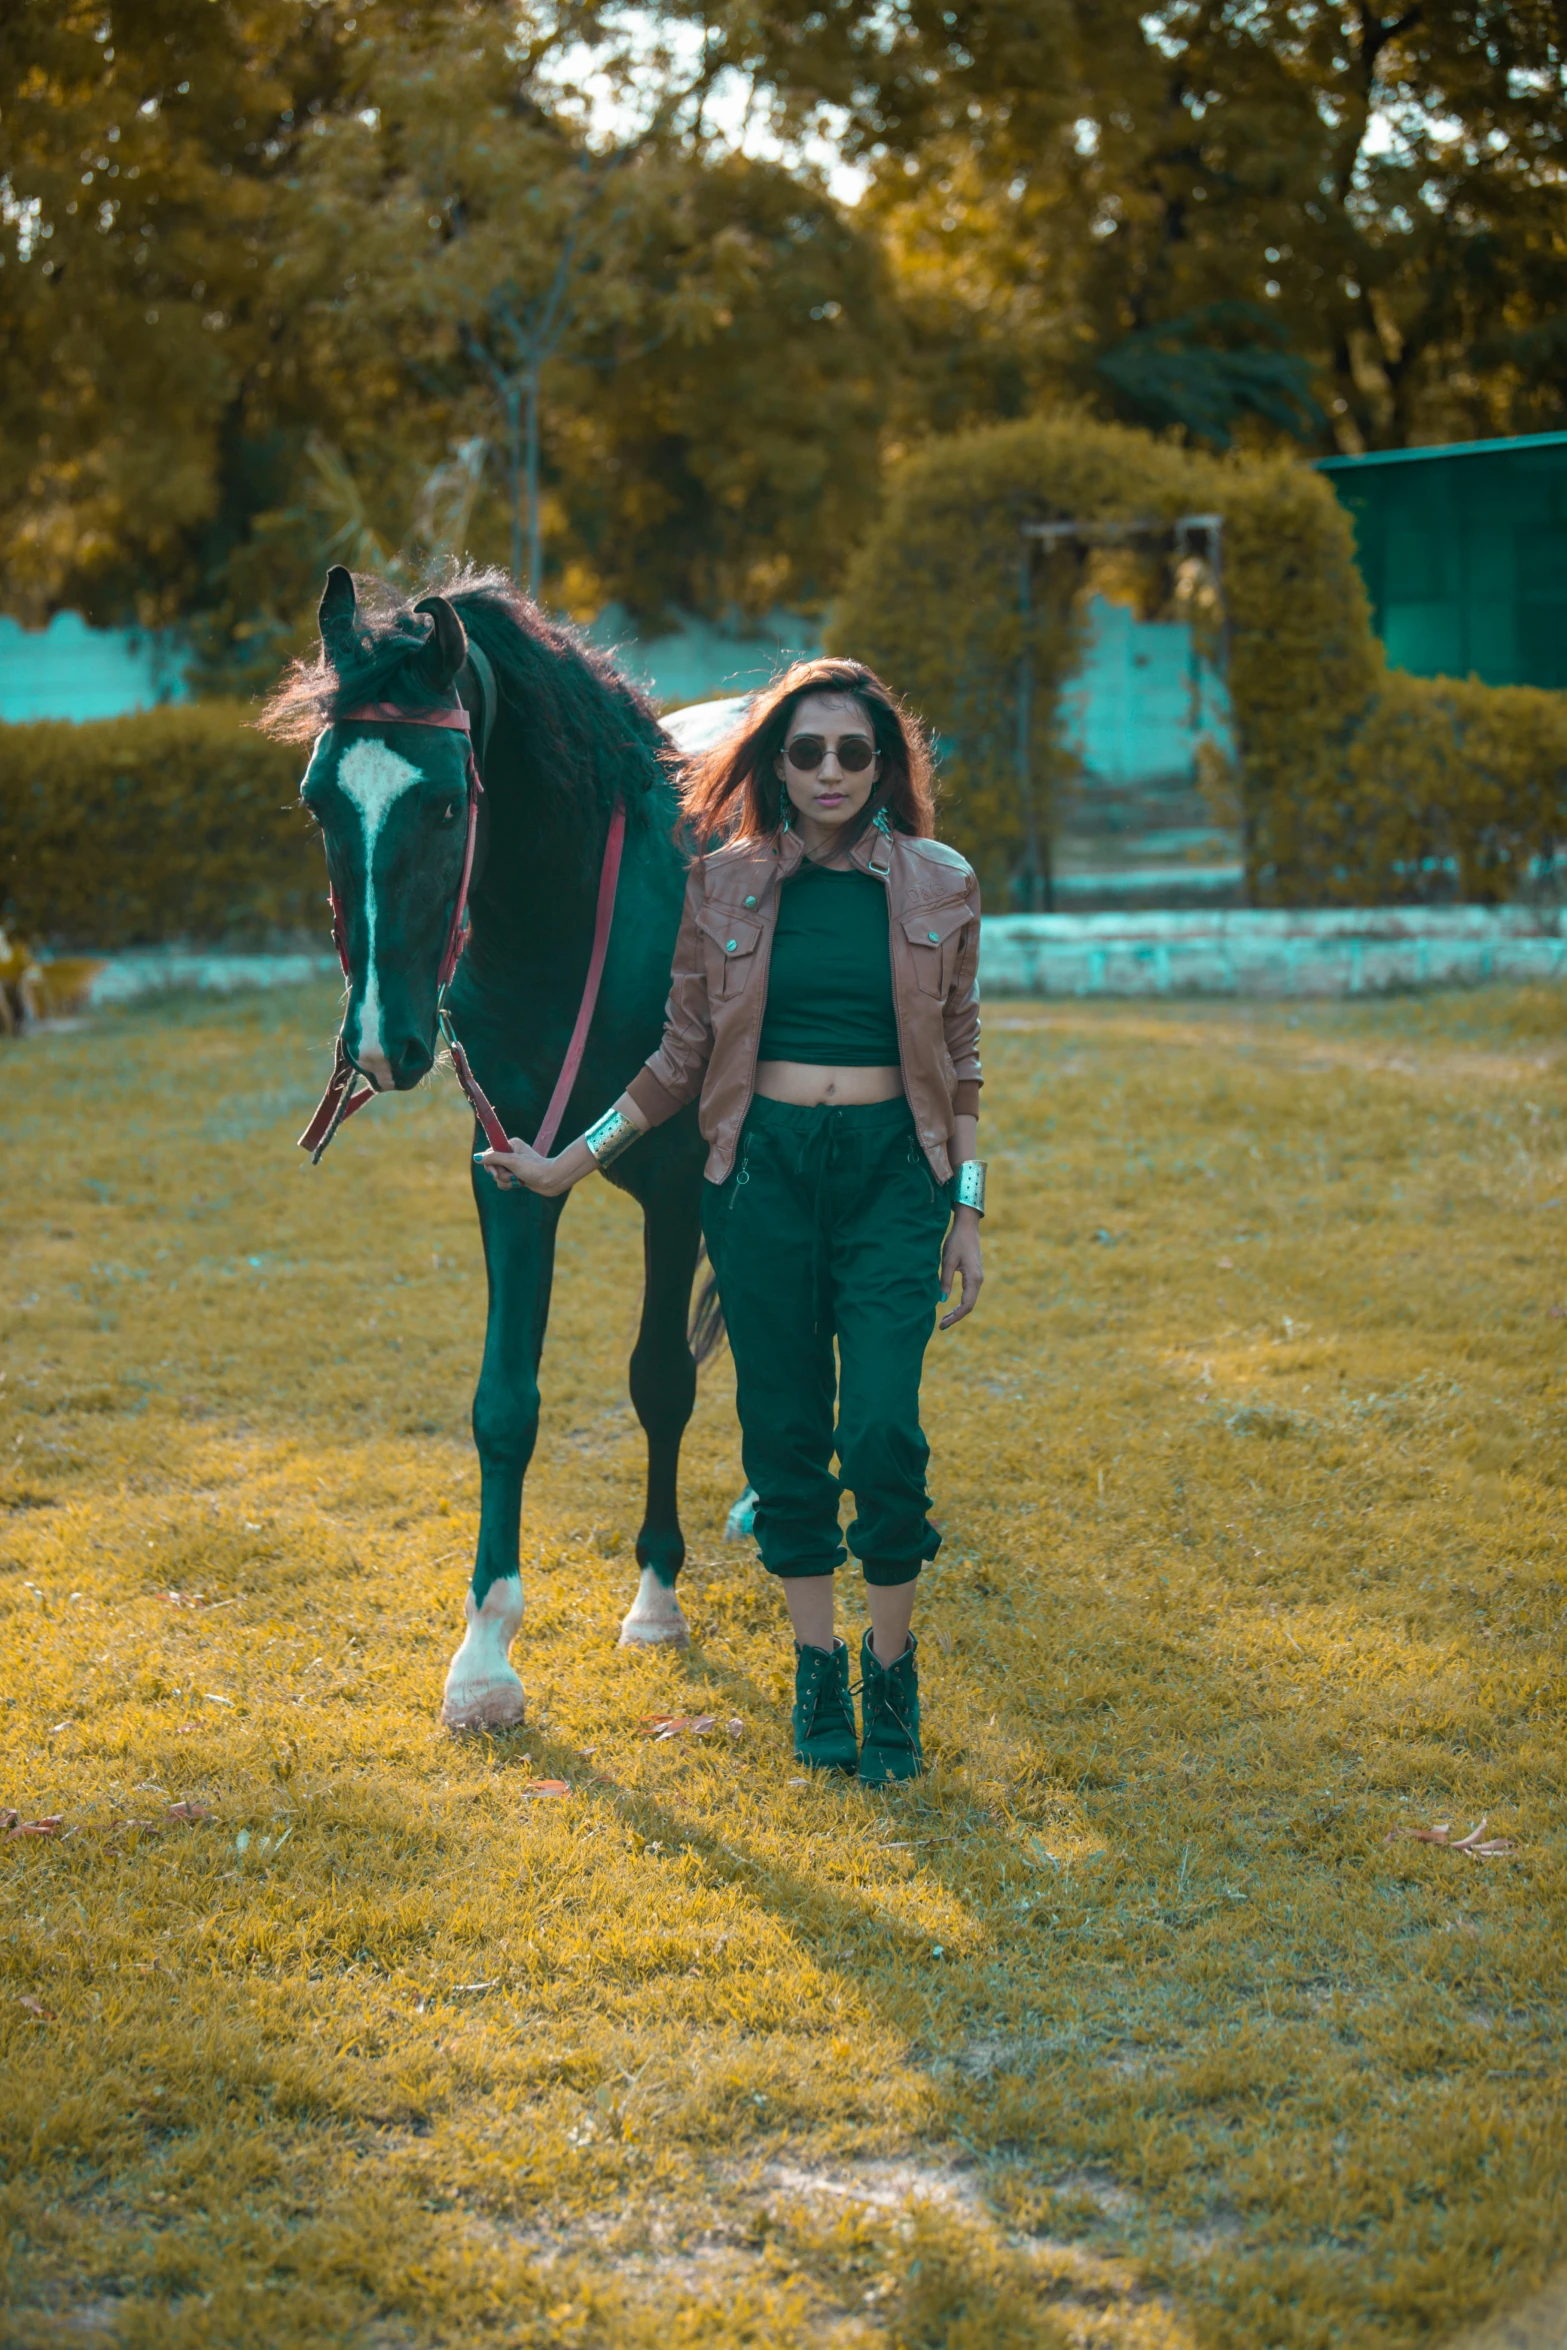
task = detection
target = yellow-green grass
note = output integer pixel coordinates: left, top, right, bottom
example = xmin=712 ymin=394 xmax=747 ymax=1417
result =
xmin=2 ymin=980 xmax=1564 ymax=2350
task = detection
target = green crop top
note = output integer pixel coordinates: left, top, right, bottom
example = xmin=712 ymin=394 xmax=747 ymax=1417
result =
xmin=757 ymin=860 xmax=901 ymax=1066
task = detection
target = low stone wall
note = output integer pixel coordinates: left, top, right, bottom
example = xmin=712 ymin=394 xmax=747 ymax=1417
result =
xmin=979 ymin=907 xmax=1566 ymax=998
xmin=80 ymin=948 xmax=341 ymax=1007
xmin=31 ymin=907 xmax=1567 ymax=1014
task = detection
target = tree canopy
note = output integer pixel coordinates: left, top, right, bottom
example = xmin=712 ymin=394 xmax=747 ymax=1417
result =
xmin=2 ymin=0 xmax=1562 ymax=670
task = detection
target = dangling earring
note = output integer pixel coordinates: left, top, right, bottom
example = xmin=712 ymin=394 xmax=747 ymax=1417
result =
xmin=872 ymin=806 xmax=892 ymax=836
xmin=778 ymin=784 xmax=792 ymax=832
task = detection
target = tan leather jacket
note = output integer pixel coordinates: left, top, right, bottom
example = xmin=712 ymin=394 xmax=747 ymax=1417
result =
xmin=626 ymin=825 xmax=982 ymax=1183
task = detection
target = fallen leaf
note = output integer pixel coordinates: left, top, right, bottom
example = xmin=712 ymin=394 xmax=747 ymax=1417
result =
xmin=4 ymin=1814 xmax=63 ymax=1840
xmin=1388 ymin=1814 xmax=1517 ymax=1859
xmin=164 ymin=1800 xmax=212 ymax=1824
xmin=18 ymin=1995 xmax=54 ymax=2019
xmin=1217 ymin=1256 xmax=1234 ymax=1271
xmin=1450 ymin=1818 xmax=1517 ymax=1858
xmin=520 ymin=1780 xmax=570 ymax=1798
xmin=724 ymin=1717 xmax=744 ymax=1740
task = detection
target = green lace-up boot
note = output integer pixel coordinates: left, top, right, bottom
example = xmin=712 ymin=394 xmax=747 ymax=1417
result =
xmin=858 ymin=1630 xmax=922 ymax=1785
xmin=793 ymin=1639 xmax=859 ymax=1773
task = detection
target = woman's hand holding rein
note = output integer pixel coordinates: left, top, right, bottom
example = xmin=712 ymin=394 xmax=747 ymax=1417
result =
xmin=476 ymin=1093 xmax=650 ymax=1196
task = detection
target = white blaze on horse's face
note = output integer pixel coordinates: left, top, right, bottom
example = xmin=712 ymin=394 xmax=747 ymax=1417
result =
xmin=302 ymin=721 xmax=470 ymax=1095
xmin=334 ymin=738 xmax=423 ymax=1088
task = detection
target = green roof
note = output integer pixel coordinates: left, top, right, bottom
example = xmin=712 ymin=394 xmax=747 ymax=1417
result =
xmin=1318 ymin=429 xmax=1567 ymax=472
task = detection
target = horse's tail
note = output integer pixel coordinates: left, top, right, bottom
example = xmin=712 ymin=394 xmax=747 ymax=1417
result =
xmin=688 ymin=1245 xmax=727 ymax=1368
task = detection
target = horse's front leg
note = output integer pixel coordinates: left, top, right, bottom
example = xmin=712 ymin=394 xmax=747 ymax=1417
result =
xmin=441 ymin=1169 xmax=564 ymax=1730
xmin=617 ymin=1151 xmax=703 ymax=1648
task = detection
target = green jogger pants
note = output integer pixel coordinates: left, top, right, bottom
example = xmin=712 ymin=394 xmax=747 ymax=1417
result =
xmin=700 ymin=1094 xmax=952 ymax=1587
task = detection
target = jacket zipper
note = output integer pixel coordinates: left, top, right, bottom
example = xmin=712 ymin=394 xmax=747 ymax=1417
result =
xmin=878 ymin=852 xmax=926 ymax=1176
xmin=723 ymin=852 xmax=785 ymax=1180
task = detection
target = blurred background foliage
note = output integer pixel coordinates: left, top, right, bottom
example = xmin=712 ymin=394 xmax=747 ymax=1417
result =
xmin=3 ymin=0 xmax=1564 ymax=691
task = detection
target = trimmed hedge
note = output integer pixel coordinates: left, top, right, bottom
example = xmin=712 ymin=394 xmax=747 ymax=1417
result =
xmin=0 ymin=702 xmax=321 ymax=949
xmin=830 ymin=416 xmax=1567 ymax=905
xmin=1292 ymin=670 xmax=1567 ymax=906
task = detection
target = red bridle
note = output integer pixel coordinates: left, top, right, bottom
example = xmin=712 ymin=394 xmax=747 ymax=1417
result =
xmin=297 ymin=687 xmax=626 ymax=1171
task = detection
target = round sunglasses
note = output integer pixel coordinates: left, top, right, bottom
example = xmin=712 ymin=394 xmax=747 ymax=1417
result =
xmin=784 ymin=732 xmax=878 ymax=773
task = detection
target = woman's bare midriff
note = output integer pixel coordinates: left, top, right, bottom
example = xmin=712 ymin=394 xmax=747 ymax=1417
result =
xmin=754 ymin=1060 xmax=906 ymax=1108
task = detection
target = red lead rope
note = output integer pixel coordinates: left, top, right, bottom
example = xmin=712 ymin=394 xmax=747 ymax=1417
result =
xmin=528 ymin=797 xmax=625 ymax=1155
xmin=298 ymin=694 xmax=625 ymax=1168
xmin=443 ymin=796 xmax=624 ymax=1158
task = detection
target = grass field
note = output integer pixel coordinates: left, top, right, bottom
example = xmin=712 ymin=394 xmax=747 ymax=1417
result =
xmin=2 ymin=978 xmax=1564 ymax=2350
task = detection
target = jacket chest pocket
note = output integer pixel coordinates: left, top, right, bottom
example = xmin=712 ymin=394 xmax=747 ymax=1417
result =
xmin=697 ymin=904 xmax=763 ymax=999
xmin=901 ymin=898 xmax=971 ymax=999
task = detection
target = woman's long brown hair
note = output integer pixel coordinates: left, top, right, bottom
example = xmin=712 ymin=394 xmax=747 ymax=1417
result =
xmin=677 ymin=657 xmax=936 ymax=849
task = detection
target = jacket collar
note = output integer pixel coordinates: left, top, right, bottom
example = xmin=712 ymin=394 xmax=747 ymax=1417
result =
xmin=767 ymin=823 xmax=895 ymax=882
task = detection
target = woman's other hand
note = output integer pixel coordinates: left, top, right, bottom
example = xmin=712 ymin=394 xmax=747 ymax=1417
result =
xmin=476 ymin=1136 xmax=593 ymax=1196
xmin=939 ymin=1207 xmax=983 ymax=1329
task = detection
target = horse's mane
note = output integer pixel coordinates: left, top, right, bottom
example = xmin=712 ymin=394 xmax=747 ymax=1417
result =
xmin=258 ymin=564 xmax=670 ymax=841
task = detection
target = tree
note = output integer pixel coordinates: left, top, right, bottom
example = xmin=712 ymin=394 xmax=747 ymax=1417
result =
xmin=0 ymin=0 xmax=357 ymax=626
xmin=690 ymin=0 xmax=1567 ymax=451
xmin=0 ymin=0 xmax=892 ymax=662
xmin=277 ymin=9 xmax=895 ymax=623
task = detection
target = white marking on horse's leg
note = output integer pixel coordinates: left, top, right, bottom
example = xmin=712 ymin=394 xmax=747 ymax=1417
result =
xmin=335 ymin=738 xmax=422 ymax=1087
xmin=441 ymin=1574 xmax=526 ymax=1730
xmin=724 ymin=1484 xmax=759 ymax=1541
xmin=618 ymin=1565 xmax=690 ymax=1649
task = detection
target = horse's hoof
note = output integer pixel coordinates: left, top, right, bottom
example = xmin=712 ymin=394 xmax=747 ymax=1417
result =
xmin=618 ymin=1564 xmax=690 ymax=1649
xmin=440 ymin=1675 xmax=527 ymax=1733
xmin=441 ymin=1575 xmax=525 ymax=1730
xmin=617 ymin=1614 xmax=690 ymax=1650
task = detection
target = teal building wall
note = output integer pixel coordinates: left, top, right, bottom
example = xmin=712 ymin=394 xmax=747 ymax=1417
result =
xmin=0 ymin=611 xmax=190 ymax=721
xmin=1319 ymin=432 xmax=1567 ymax=690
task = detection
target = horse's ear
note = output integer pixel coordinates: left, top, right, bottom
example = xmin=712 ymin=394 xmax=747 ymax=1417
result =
xmin=318 ymin=566 xmax=357 ymax=666
xmin=413 ymin=595 xmax=467 ymax=695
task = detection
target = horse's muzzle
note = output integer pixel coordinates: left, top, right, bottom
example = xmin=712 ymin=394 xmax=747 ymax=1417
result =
xmin=353 ymin=1030 xmax=434 ymax=1092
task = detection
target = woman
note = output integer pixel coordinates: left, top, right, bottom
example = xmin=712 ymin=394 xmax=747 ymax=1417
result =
xmin=478 ymin=657 xmax=985 ymax=1785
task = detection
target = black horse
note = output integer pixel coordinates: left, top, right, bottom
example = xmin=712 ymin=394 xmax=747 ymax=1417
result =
xmin=264 ymin=564 xmax=729 ymax=1727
